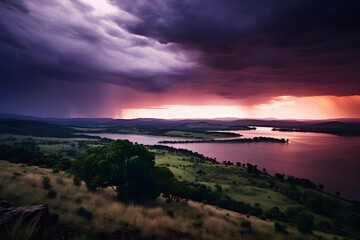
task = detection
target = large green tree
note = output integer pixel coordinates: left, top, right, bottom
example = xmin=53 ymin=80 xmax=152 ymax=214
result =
xmin=72 ymin=140 xmax=173 ymax=203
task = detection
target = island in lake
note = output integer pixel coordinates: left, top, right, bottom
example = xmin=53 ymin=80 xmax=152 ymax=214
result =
xmin=159 ymin=136 xmax=289 ymax=144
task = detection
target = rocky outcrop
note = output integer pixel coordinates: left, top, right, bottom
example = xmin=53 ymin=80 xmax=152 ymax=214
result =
xmin=0 ymin=199 xmax=58 ymax=232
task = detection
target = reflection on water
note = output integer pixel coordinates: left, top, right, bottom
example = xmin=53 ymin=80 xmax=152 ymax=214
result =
xmin=89 ymin=128 xmax=360 ymax=201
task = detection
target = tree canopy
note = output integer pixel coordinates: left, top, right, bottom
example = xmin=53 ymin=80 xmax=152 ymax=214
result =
xmin=72 ymin=140 xmax=174 ymax=203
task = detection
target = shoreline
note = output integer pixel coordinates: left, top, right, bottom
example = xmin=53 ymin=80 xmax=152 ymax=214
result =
xmin=158 ymin=136 xmax=289 ymax=144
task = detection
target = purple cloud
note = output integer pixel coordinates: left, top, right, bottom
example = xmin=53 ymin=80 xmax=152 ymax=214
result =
xmin=0 ymin=0 xmax=197 ymax=91
xmin=0 ymin=0 xmax=359 ymax=116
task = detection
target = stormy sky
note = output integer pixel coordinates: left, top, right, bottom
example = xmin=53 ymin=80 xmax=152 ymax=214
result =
xmin=0 ymin=0 xmax=359 ymax=118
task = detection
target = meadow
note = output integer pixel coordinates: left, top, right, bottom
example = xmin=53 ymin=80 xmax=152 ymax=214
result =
xmin=153 ymin=149 xmax=355 ymax=224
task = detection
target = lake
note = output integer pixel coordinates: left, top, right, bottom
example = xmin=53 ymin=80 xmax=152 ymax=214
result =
xmin=89 ymin=128 xmax=360 ymax=201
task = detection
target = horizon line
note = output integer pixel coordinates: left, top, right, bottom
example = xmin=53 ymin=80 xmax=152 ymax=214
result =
xmin=1 ymin=113 xmax=360 ymax=122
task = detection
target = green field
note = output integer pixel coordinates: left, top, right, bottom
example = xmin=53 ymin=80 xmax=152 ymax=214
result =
xmin=0 ymin=133 xmax=358 ymax=239
xmin=153 ymin=150 xmax=347 ymax=224
xmin=0 ymin=133 xmax=108 ymax=157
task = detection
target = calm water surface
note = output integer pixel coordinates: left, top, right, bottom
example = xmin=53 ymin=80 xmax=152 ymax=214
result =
xmin=90 ymin=128 xmax=360 ymax=200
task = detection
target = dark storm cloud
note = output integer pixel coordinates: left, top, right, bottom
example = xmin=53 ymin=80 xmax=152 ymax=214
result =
xmin=0 ymin=0 xmax=29 ymax=14
xmin=112 ymin=0 xmax=360 ymax=97
xmin=0 ymin=0 xmax=197 ymax=94
xmin=0 ymin=0 xmax=360 ymax=117
xmin=114 ymin=0 xmax=359 ymax=58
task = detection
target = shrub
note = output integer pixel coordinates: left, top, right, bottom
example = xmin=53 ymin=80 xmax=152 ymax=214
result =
xmin=75 ymin=207 xmax=93 ymax=221
xmin=192 ymin=219 xmax=204 ymax=228
xmin=241 ymin=220 xmax=251 ymax=228
xmin=296 ymin=211 xmax=314 ymax=233
xmin=214 ymin=184 xmax=222 ymax=192
xmin=166 ymin=209 xmax=174 ymax=218
xmin=316 ymin=221 xmax=333 ymax=233
xmin=73 ymin=177 xmax=81 ymax=186
xmin=42 ymin=176 xmax=51 ymax=189
xmin=56 ymin=177 xmax=64 ymax=185
xmin=274 ymin=221 xmax=288 ymax=233
xmin=52 ymin=168 xmax=60 ymax=173
xmin=267 ymin=206 xmax=286 ymax=221
xmin=47 ymin=189 xmax=57 ymax=198
xmin=286 ymin=206 xmax=305 ymax=222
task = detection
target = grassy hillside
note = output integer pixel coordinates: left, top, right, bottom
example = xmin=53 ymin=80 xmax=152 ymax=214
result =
xmin=2 ymin=114 xmax=360 ymax=136
xmin=273 ymin=121 xmax=360 ymax=136
xmin=0 ymin=119 xmax=77 ymax=138
xmin=0 ymin=118 xmax=243 ymax=140
xmin=0 ymin=160 xmax=344 ymax=240
xmin=0 ymin=133 xmax=110 ymax=157
xmin=153 ymin=149 xmax=359 ymax=228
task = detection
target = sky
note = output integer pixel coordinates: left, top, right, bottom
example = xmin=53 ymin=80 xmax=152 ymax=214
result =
xmin=0 ymin=0 xmax=359 ymax=119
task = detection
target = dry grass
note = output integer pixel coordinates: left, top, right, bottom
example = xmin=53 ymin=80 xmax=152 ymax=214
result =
xmin=0 ymin=210 xmax=47 ymax=240
xmin=0 ymin=160 xmax=344 ymax=240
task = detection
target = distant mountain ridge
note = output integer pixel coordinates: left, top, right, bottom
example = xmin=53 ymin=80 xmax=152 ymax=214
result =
xmin=0 ymin=119 xmax=76 ymax=137
xmin=1 ymin=113 xmax=360 ymax=136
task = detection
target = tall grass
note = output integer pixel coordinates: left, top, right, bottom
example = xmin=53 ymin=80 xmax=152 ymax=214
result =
xmin=0 ymin=213 xmax=47 ymax=240
xmin=0 ymin=161 xmax=342 ymax=240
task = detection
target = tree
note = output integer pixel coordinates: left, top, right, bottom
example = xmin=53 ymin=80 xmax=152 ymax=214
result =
xmin=275 ymin=173 xmax=285 ymax=181
xmin=72 ymin=140 xmax=174 ymax=203
xmin=267 ymin=206 xmax=281 ymax=220
xmin=214 ymin=184 xmax=222 ymax=192
xmin=156 ymin=166 xmax=178 ymax=202
xmin=274 ymin=221 xmax=288 ymax=233
xmin=296 ymin=211 xmax=314 ymax=233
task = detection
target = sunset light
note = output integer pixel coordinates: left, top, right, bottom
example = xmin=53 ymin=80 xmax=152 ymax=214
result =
xmin=123 ymin=105 xmax=247 ymax=119
xmin=122 ymin=95 xmax=360 ymax=119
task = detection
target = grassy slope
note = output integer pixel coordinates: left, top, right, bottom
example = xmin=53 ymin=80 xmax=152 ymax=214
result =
xmin=0 ymin=134 xmax=107 ymax=157
xmin=0 ymin=119 xmax=76 ymax=137
xmin=0 ymin=160 xmax=341 ymax=240
xmin=153 ymin=150 xmax=343 ymax=226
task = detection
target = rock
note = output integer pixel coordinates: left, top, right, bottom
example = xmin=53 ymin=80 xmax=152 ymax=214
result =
xmin=0 ymin=200 xmax=9 ymax=208
xmin=0 ymin=200 xmax=10 ymax=216
xmin=0 ymin=199 xmax=59 ymax=232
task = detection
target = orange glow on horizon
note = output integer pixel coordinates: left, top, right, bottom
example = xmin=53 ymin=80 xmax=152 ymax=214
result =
xmin=252 ymin=95 xmax=360 ymax=119
xmin=121 ymin=95 xmax=360 ymax=119
xmin=122 ymin=105 xmax=248 ymax=119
